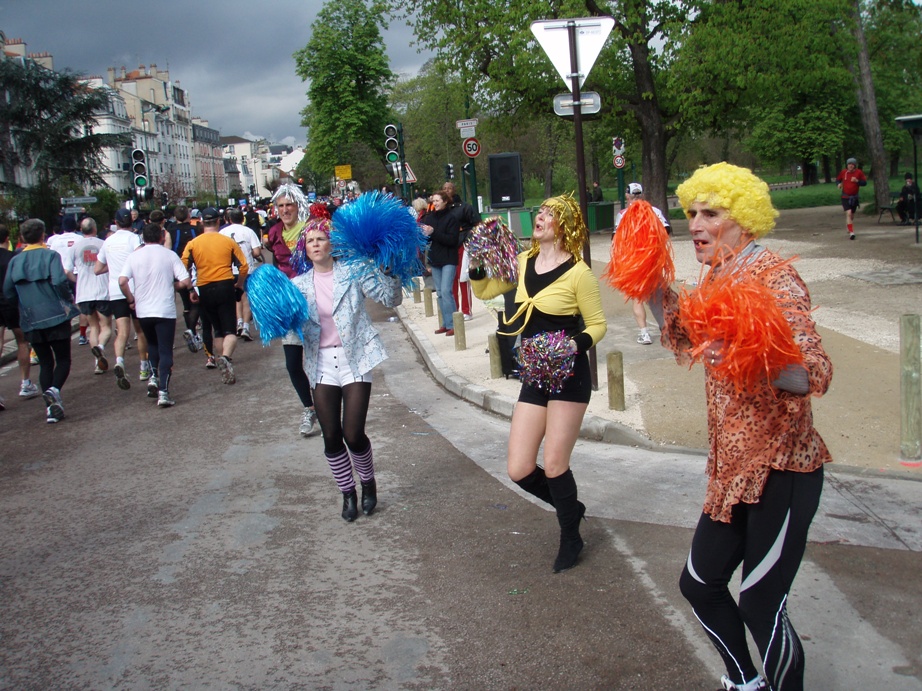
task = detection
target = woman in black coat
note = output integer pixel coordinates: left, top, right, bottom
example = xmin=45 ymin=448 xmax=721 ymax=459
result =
xmin=420 ymin=190 xmax=461 ymax=335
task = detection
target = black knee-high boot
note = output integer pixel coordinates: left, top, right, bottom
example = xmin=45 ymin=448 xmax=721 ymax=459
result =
xmin=513 ymin=466 xmax=554 ymax=506
xmin=546 ymin=469 xmax=586 ymax=573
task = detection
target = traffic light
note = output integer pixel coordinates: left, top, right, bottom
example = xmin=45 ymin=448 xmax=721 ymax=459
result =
xmin=445 ymin=164 xmax=455 ymax=180
xmin=249 ymin=184 xmax=256 ymax=197
xmin=384 ymin=124 xmax=400 ymax=164
xmin=161 ymin=191 xmax=168 ymax=206
xmin=388 ymin=162 xmax=403 ymax=185
xmin=131 ymin=149 xmax=148 ymax=189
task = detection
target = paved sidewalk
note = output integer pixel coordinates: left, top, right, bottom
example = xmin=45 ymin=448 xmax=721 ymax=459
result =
xmin=399 ymin=205 xmax=922 ymax=478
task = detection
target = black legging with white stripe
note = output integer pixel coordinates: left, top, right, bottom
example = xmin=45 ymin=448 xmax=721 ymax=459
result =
xmin=679 ymin=467 xmax=824 ymax=691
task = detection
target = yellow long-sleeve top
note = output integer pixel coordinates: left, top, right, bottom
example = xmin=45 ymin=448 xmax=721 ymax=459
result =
xmin=181 ymin=232 xmax=247 ymax=286
xmin=470 ymin=251 xmax=606 ymax=354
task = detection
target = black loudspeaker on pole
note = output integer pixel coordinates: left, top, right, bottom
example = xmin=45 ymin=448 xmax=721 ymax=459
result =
xmin=488 ymin=153 xmax=524 ymax=209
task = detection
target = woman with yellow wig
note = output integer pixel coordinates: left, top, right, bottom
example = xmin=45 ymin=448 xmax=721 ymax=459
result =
xmin=469 ymin=194 xmax=606 ymax=573
xmin=656 ymin=163 xmax=832 ymax=691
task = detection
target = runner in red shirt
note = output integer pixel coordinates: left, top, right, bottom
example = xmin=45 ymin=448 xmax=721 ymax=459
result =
xmin=836 ymin=157 xmax=867 ymax=240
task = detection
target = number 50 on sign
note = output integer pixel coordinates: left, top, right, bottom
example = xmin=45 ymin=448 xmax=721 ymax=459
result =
xmin=463 ymin=137 xmax=481 ymax=158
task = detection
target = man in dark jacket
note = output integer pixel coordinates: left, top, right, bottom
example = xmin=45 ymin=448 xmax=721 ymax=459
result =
xmin=2 ymin=219 xmax=77 ymax=423
xmin=442 ymin=182 xmax=480 ymax=320
xmin=0 ymin=224 xmax=40 ymax=407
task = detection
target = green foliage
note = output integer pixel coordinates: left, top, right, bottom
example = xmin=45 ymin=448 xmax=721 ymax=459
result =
xmin=294 ymin=0 xmax=395 ymax=179
xmin=87 ymin=187 xmax=121 ymax=227
xmin=0 ymin=58 xmax=129 ymax=225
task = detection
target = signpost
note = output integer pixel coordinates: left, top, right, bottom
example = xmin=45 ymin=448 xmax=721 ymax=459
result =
xmin=60 ymin=196 xmax=97 ymax=206
xmin=532 ymin=16 xmax=614 ymax=391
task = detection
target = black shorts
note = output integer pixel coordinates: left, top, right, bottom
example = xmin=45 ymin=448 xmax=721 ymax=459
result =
xmin=25 ymin=320 xmax=72 ymax=344
xmin=110 ymin=299 xmax=137 ymax=321
xmin=517 ymin=351 xmax=592 ymax=407
xmin=0 ymin=305 xmax=19 ymax=329
xmin=198 ymin=280 xmax=238 ymax=337
xmin=841 ymin=195 xmax=860 ymax=212
xmin=78 ymin=300 xmax=112 ymax=317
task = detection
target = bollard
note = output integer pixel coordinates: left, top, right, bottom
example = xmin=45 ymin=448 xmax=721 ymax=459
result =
xmin=487 ymin=333 xmax=503 ymax=378
xmin=412 ymin=277 xmax=421 ymax=304
xmin=452 ymin=311 xmax=466 ymax=350
xmin=607 ymin=350 xmax=625 ymax=411
xmin=423 ymin=288 xmax=434 ymax=317
xmin=900 ymin=314 xmax=922 ymax=462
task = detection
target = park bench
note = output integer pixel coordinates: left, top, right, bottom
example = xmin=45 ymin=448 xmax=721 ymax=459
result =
xmin=877 ymin=191 xmax=900 ymax=223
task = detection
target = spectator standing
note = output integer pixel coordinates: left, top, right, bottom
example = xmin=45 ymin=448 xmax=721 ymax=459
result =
xmin=2 ymin=219 xmax=78 ymax=423
xmin=836 ymin=157 xmax=867 ymax=240
xmin=419 ymin=190 xmax=460 ymax=336
xmin=443 ymin=181 xmax=479 ymax=321
xmin=591 ymin=181 xmax=604 ymax=202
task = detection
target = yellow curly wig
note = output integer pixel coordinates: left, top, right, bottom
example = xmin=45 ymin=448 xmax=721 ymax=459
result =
xmin=676 ymin=162 xmax=778 ymax=238
xmin=529 ymin=192 xmax=587 ymax=260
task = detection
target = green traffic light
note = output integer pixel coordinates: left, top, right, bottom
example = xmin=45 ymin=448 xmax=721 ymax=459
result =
xmin=386 ymin=151 xmax=399 ymax=163
xmin=135 ymin=176 xmax=148 ymax=188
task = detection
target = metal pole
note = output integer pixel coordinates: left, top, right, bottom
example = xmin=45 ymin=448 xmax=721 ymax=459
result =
xmin=398 ymin=123 xmax=409 ymax=201
xmin=567 ymin=20 xmax=598 ymax=390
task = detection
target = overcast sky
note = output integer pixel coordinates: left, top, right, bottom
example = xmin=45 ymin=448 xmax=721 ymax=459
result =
xmin=1 ymin=1 xmax=431 ymax=148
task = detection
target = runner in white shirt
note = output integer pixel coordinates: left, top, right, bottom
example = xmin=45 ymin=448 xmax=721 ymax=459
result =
xmin=220 ymin=207 xmax=262 ymax=341
xmin=119 ymin=222 xmax=191 ymax=408
xmin=94 ymin=208 xmax=150 ymax=390
xmin=64 ymin=218 xmax=112 ymax=374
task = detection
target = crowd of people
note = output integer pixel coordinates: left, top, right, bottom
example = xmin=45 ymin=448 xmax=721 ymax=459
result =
xmin=0 ymin=164 xmax=840 ymax=690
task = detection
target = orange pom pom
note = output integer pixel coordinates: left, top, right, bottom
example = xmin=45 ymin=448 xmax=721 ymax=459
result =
xmin=678 ymin=262 xmax=804 ymax=391
xmin=603 ymin=200 xmax=674 ymax=301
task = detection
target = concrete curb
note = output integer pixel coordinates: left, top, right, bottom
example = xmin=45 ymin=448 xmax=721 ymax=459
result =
xmin=394 ymin=306 xmax=922 ymax=482
xmin=395 ymin=304 xmax=704 ymax=455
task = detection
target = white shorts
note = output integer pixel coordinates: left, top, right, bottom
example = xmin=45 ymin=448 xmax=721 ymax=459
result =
xmin=316 ymin=346 xmax=370 ymax=387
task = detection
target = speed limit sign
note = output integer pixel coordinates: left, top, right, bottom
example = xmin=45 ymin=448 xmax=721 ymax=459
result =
xmin=462 ymin=137 xmax=481 ymax=158
xmin=613 ymin=155 xmax=625 ymax=169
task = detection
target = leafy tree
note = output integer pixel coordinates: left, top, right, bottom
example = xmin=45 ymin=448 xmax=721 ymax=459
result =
xmin=671 ymin=0 xmax=857 ymax=185
xmin=87 ymin=187 xmax=121 ymax=229
xmin=0 ymin=58 xmax=129 ymax=225
xmin=392 ymin=0 xmax=692 ymax=214
xmin=294 ymin=0 xmax=395 ymax=180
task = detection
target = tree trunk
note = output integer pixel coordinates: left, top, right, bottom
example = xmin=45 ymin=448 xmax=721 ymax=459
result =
xmin=801 ymin=158 xmax=819 ymax=186
xmin=628 ymin=38 xmax=670 ymax=217
xmin=822 ymin=155 xmax=832 ymax=184
xmin=848 ymin=0 xmax=889 ymax=207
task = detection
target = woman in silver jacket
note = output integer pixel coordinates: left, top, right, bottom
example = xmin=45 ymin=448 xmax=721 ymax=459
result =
xmin=291 ymin=215 xmax=402 ymax=521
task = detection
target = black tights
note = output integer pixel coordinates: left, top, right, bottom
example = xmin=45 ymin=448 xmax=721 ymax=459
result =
xmin=32 ymin=338 xmax=71 ymax=392
xmin=312 ymin=381 xmax=371 ymax=456
xmin=679 ymin=467 xmax=823 ymax=691
xmin=283 ymin=344 xmax=313 ymax=408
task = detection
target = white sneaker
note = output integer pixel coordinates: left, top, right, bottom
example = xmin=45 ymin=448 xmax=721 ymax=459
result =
xmin=139 ymin=363 xmax=152 ymax=381
xmin=42 ymin=387 xmax=64 ymax=422
xmin=463 ymin=313 xmax=473 ymax=321
xmin=720 ymin=675 xmax=768 ymax=691
xmin=299 ymin=407 xmax=318 ymax=437
xmin=182 ymin=329 xmax=198 ymax=353
xmin=241 ymin=324 xmax=253 ymax=342
xmin=19 ymin=381 xmax=40 ymax=398
xmin=157 ymin=391 xmax=176 ymax=408
xmin=637 ymin=330 xmax=653 ymax=345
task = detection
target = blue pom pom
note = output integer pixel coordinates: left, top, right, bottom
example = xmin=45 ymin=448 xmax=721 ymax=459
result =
xmin=246 ymin=264 xmax=310 ymax=345
xmin=331 ymin=191 xmax=426 ymax=288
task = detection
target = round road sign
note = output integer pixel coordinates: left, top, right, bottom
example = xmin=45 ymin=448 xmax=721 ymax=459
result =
xmin=337 ymin=179 xmax=346 ymax=189
xmin=463 ymin=137 xmax=481 ymax=158
xmin=613 ymin=155 xmax=625 ymax=169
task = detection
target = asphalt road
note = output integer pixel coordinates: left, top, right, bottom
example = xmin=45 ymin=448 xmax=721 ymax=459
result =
xmin=0 ymin=301 xmax=920 ymax=689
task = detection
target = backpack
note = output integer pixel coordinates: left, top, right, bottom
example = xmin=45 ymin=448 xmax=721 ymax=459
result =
xmin=172 ymin=222 xmax=198 ymax=256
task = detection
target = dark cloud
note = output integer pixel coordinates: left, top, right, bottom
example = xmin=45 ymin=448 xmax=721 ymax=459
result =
xmin=1 ymin=1 xmax=430 ymax=146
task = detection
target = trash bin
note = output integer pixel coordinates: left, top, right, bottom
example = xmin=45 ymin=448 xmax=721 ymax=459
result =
xmin=517 ymin=207 xmax=537 ymax=238
xmin=587 ymin=201 xmax=616 ymax=233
